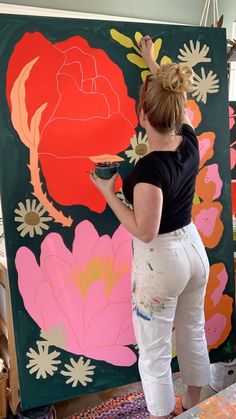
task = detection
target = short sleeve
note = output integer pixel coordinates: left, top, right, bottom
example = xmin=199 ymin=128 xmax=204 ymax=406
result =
xmin=182 ymin=124 xmax=198 ymax=148
xmin=131 ymin=154 xmax=163 ymax=190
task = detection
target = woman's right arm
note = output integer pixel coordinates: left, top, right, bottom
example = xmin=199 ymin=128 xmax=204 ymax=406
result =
xmin=140 ymin=35 xmax=194 ymax=129
xmin=182 ymin=107 xmax=194 ymax=128
xmin=139 ymin=36 xmax=160 ymax=75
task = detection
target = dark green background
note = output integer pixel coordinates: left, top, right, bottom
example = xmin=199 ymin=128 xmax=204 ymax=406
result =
xmin=230 ymin=101 xmax=236 ymax=179
xmin=0 ymin=13 xmax=235 ymax=411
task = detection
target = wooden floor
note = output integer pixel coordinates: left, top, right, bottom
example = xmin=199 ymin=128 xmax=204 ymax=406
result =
xmin=54 ymin=372 xmax=215 ymax=419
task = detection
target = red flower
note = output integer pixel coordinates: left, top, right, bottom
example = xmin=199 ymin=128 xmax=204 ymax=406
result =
xmin=7 ymin=32 xmax=137 ymax=213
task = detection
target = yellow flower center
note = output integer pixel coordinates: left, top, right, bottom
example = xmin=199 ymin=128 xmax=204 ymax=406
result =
xmin=135 ymin=143 xmax=148 ymax=156
xmin=24 ymin=211 xmax=40 ymax=226
xmin=70 ymin=256 xmax=129 ymax=297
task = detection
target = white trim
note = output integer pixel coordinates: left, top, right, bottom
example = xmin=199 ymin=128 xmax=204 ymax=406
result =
xmin=0 ymin=3 xmax=191 ymax=26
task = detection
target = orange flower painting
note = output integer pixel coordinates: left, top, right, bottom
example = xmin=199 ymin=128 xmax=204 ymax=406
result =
xmin=189 ymin=99 xmax=224 ymax=249
xmin=204 ymin=263 xmax=233 ymax=349
xmin=192 ymin=202 xmax=223 ymax=248
xmin=186 ymin=99 xmax=202 ymax=129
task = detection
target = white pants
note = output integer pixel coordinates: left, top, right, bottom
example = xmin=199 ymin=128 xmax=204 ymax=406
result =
xmin=132 ymin=222 xmax=211 ymax=417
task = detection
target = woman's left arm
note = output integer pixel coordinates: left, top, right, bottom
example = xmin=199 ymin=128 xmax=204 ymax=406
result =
xmin=90 ymin=173 xmax=163 ymax=243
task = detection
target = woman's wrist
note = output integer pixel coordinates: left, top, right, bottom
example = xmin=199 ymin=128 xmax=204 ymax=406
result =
xmin=147 ymin=58 xmax=160 ymax=75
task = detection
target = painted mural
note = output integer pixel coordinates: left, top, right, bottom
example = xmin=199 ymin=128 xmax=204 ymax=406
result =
xmin=229 ymin=103 xmax=236 ymax=244
xmin=0 ymin=13 xmax=235 ymax=410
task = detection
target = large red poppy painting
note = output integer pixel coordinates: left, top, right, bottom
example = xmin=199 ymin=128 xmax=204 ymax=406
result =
xmin=0 ymin=13 xmax=235 ymax=410
xmin=7 ymin=32 xmax=137 ymax=220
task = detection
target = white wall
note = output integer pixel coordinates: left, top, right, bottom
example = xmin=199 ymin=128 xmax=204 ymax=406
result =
xmin=1 ymin=0 xmax=235 ymax=37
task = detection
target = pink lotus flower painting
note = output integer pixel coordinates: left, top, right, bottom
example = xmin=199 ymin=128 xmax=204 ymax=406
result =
xmin=15 ymin=221 xmax=137 ymax=366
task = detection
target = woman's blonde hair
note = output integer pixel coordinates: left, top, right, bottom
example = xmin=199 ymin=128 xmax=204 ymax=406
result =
xmin=139 ymin=63 xmax=194 ymax=133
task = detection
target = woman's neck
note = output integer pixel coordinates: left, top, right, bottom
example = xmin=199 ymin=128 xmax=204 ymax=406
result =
xmin=147 ymin=128 xmax=182 ymax=152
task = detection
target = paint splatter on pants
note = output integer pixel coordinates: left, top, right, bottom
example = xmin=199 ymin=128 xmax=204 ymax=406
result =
xmin=132 ymin=222 xmax=211 ymax=417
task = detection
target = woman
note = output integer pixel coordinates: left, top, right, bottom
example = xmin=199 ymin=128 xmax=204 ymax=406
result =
xmin=90 ymin=35 xmax=210 ymax=419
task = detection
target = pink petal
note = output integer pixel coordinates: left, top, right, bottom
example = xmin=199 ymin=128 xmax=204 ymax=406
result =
xmin=84 ymin=302 xmax=133 ymax=348
xmin=40 ymin=232 xmax=74 ymax=267
xmin=40 ymin=233 xmax=75 ymax=298
xmin=110 ymin=272 xmax=131 ymax=303
xmin=204 ymin=164 xmax=223 ymax=200
xmin=73 ymin=221 xmax=99 ymax=269
xmin=83 ymin=280 xmax=110 ymax=332
xmin=195 ymin=207 xmax=218 ymax=237
xmin=57 ymin=281 xmax=84 ymax=342
xmin=211 ymin=266 xmax=228 ymax=306
xmin=92 ymin=234 xmax=113 ymax=259
xmin=230 ymin=147 xmax=236 ymax=170
xmin=83 ymin=345 xmax=137 ymax=366
xmin=15 ymin=247 xmax=45 ymax=328
xmin=35 ymin=281 xmax=80 ymax=351
xmin=205 ymin=313 xmax=226 ymax=346
xmin=116 ymin=318 xmax=136 ymax=345
xmin=112 ymin=224 xmax=132 ymax=252
xmin=43 ymin=255 xmax=76 ymax=299
xmin=112 ymin=225 xmax=132 ymax=274
xmin=199 ymin=137 xmax=211 ymax=162
xmin=229 ymin=106 xmax=235 ymax=130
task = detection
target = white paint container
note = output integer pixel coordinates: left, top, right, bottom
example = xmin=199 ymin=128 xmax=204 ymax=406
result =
xmin=210 ymin=359 xmax=236 ymax=392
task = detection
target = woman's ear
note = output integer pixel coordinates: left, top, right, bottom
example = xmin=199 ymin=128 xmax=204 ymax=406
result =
xmin=139 ymin=108 xmax=146 ymax=128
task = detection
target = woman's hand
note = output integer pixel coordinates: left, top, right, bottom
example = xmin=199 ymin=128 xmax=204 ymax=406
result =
xmin=139 ymin=35 xmax=154 ymax=62
xmin=90 ymin=171 xmax=118 ymax=198
xmin=138 ymin=35 xmax=160 ymax=75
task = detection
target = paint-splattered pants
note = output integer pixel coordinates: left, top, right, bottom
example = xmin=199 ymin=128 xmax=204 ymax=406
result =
xmin=132 ymin=222 xmax=210 ymax=417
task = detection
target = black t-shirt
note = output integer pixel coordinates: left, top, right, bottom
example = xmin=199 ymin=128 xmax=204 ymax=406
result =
xmin=122 ymin=124 xmax=199 ymax=234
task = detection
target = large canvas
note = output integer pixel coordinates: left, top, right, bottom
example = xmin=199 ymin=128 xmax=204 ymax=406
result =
xmin=0 ymin=13 xmax=235 ymax=410
xmin=229 ymin=102 xmax=236 ymax=245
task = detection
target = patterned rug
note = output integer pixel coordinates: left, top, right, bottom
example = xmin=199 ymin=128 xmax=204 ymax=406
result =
xmin=66 ymin=392 xmax=149 ymax=418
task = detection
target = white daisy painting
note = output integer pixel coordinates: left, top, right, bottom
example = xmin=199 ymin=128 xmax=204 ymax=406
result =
xmin=26 ymin=343 xmax=61 ymax=379
xmin=61 ymin=357 xmax=96 ymax=387
xmin=125 ymin=131 xmax=149 ymax=165
xmin=14 ymin=199 xmax=52 ymax=237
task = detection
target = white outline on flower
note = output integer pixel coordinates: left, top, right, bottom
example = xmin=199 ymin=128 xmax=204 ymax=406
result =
xmin=26 ymin=343 xmax=61 ymax=379
xmin=125 ymin=132 xmax=149 ymax=165
xmin=14 ymin=199 xmax=52 ymax=237
xmin=60 ymin=357 xmax=96 ymax=387
xmin=178 ymin=40 xmax=211 ymax=67
xmin=192 ymin=68 xmax=219 ymax=103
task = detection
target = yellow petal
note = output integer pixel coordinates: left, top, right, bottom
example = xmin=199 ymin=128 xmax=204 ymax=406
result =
xmin=89 ymin=154 xmax=125 ymax=163
xmin=127 ymin=53 xmax=147 ymax=68
xmin=133 ymin=45 xmax=142 ymax=55
xmin=154 ymin=38 xmax=162 ymax=60
xmin=141 ymin=70 xmax=151 ymax=81
xmin=160 ymin=55 xmax=172 ymax=65
xmin=193 ymin=193 xmax=200 ymax=205
xmin=110 ymin=29 xmax=134 ymax=48
xmin=134 ymin=32 xmax=143 ymax=44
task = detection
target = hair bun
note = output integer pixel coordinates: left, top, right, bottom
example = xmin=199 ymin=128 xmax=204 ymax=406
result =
xmin=159 ymin=63 xmax=194 ymax=93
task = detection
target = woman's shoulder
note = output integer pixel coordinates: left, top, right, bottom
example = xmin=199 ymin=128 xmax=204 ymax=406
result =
xmin=181 ymin=124 xmax=198 ymax=147
xmin=134 ymin=151 xmax=163 ymax=169
xmin=132 ymin=152 xmax=166 ymax=180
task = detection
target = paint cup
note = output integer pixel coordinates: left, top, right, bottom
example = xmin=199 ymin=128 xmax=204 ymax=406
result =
xmin=210 ymin=359 xmax=236 ymax=392
xmin=95 ymin=162 xmax=120 ymax=179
